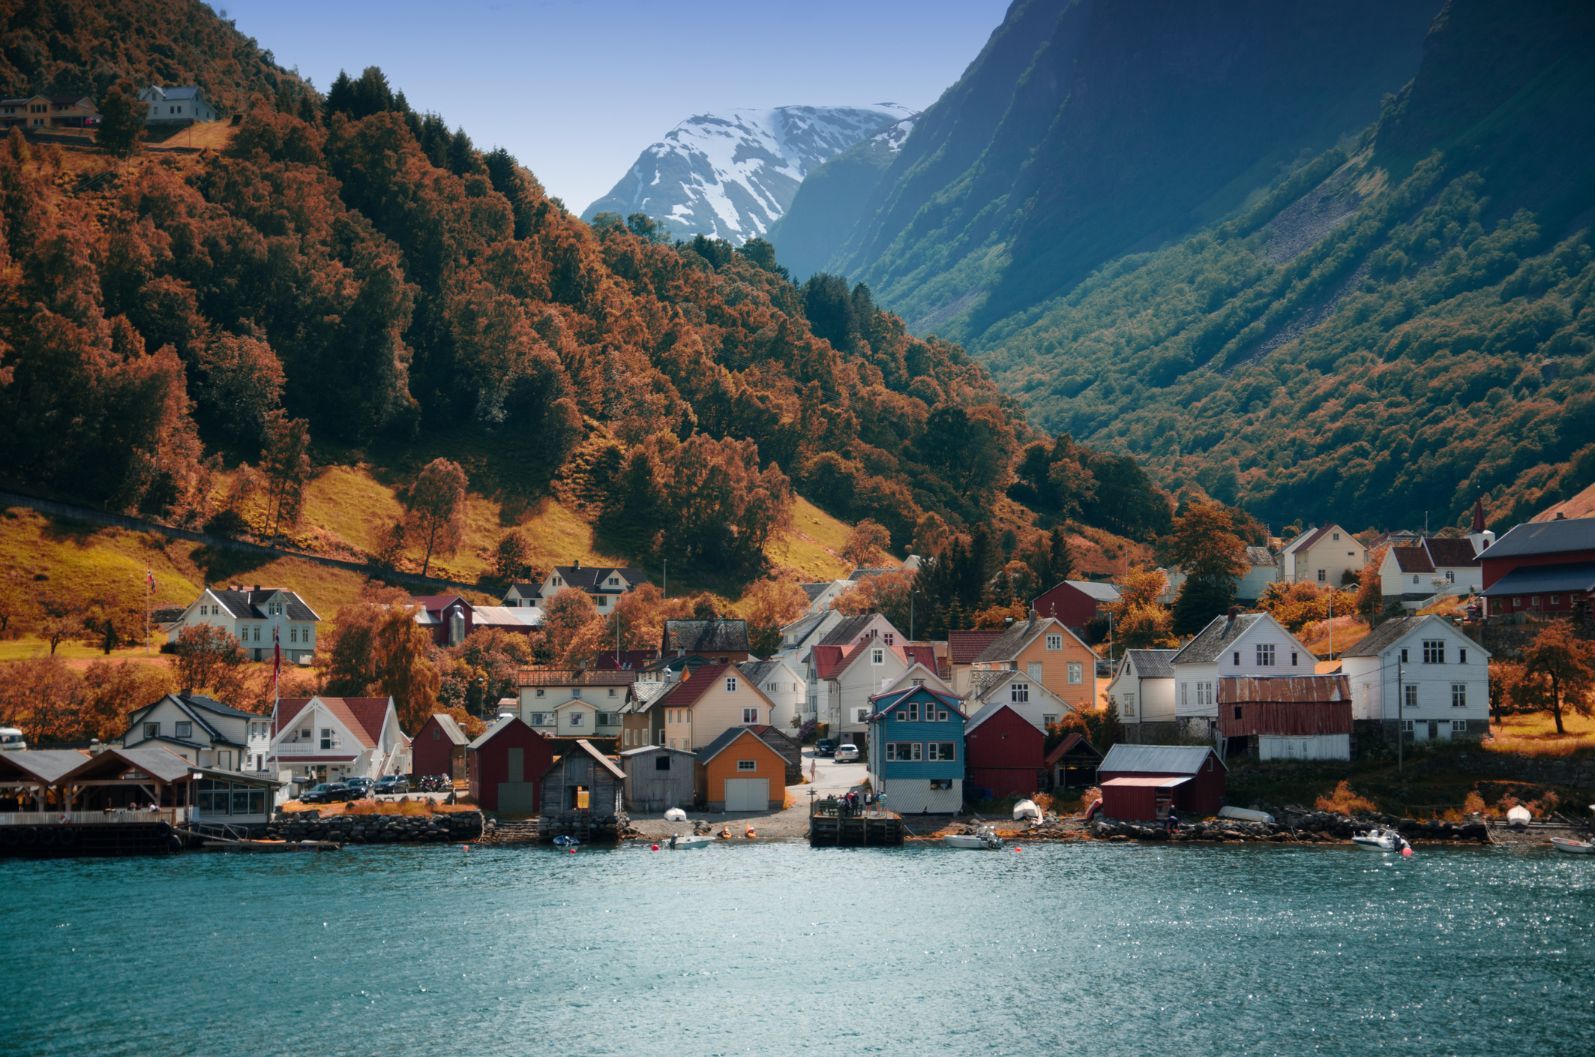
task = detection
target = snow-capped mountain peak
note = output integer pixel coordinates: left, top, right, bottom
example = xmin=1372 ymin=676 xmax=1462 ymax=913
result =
xmin=582 ymin=103 xmax=915 ymax=244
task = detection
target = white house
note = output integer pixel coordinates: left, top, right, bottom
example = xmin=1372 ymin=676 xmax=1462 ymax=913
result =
xmin=810 ymin=636 xmax=942 ymax=747
xmin=121 ymin=692 xmax=272 ymax=773
xmin=269 ymin=696 xmax=410 ymax=791
xmin=964 ymin=667 xmax=1073 ymax=733
xmin=166 ymin=585 xmax=320 ymax=663
xmin=515 ymin=668 xmax=635 ymax=740
xmin=537 ymin=563 xmax=648 ymax=612
xmin=1170 ymin=612 xmax=1316 ymax=737
xmin=1106 ymin=649 xmax=1178 ymax=740
xmin=803 ymin=613 xmax=905 ymax=730
xmin=502 ymin=582 xmax=541 ymax=608
xmin=139 ymin=84 xmax=217 ymax=124
xmin=1379 ymin=537 xmax=1484 ymax=610
xmin=1279 ymin=524 xmax=1366 ymax=585
xmin=739 ymin=657 xmax=808 ymax=730
xmin=1339 ymin=616 xmax=1490 ymax=742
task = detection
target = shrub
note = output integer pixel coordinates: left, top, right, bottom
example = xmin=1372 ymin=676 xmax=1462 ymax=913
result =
xmin=1314 ymin=780 xmax=1377 ymax=815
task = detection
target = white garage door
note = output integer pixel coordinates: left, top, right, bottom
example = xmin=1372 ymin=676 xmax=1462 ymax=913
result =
xmin=723 ymin=778 xmax=768 ymax=811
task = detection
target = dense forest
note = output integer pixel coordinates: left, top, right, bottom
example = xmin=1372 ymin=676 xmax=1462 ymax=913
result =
xmin=0 ymin=0 xmax=1172 ymax=595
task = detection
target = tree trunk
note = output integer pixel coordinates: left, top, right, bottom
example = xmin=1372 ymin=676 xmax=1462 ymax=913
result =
xmin=421 ymin=522 xmax=437 ymax=577
xmin=1550 ymin=673 xmax=1565 ymax=734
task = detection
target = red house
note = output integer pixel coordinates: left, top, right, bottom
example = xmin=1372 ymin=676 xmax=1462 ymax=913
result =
xmin=1097 ymin=744 xmax=1226 ymax=821
xmin=1480 ymin=515 xmax=1595 ymax=619
xmin=412 ymin=714 xmax=469 ymax=781
xmin=1032 ymin=580 xmax=1121 ymax=631
xmin=964 ymin=704 xmax=1045 ymax=800
xmin=468 ymin=716 xmax=554 ymax=815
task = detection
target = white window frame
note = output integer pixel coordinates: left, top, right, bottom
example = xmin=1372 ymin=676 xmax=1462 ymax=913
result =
xmin=1067 ymin=662 xmax=1083 ymax=684
xmin=1404 ymin=685 xmax=1418 ymax=709
xmin=1256 ymin=644 xmax=1276 ymax=667
xmin=1045 ymin=634 xmax=1063 ymax=651
xmin=726 ymin=677 xmax=738 ymax=693
xmin=736 ymin=759 xmax=757 ymax=773
xmin=1422 ymin=640 xmax=1445 ymax=664
xmin=1012 ymin=682 xmax=1030 ymax=703
xmin=871 ymin=648 xmax=885 ymax=666
xmin=175 ymin=721 xmax=192 ymax=739
xmin=742 ymin=707 xmax=758 ymax=724
xmin=1451 ymin=684 xmax=1467 ymax=709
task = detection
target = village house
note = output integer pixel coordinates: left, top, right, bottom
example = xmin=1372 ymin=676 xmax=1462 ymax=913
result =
xmin=55 ymin=746 xmax=277 ymax=828
xmin=501 ymin=582 xmax=541 ymax=608
xmin=410 ymin=594 xmax=541 ymax=647
xmin=966 ymin=667 xmax=1076 ymax=733
xmin=1159 ymin=546 xmax=1278 ymax=606
xmin=1278 ymin=524 xmax=1366 ymax=586
xmin=515 ymin=668 xmax=634 ymax=742
xmin=619 ymin=745 xmax=696 ymax=813
xmin=654 ymin=661 xmax=777 ymax=751
xmin=268 ymin=696 xmax=410 ymax=790
xmin=1107 ymin=648 xmax=1178 ymax=743
xmin=696 ymin=726 xmax=789 ymax=811
xmin=970 ymin=615 xmax=1097 ymax=713
xmin=1031 ymin=579 xmax=1121 ymax=633
xmin=121 ymin=692 xmax=272 ymax=773
xmin=537 ymin=563 xmax=649 ymax=612
xmin=411 ymin=714 xmax=469 ymax=782
xmin=963 ymin=703 xmax=1046 ymax=801
xmin=866 ymin=685 xmax=966 ymax=814
xmin=738 ymin=656 xmax=808 ymax=730
xmin=1215 ymin=674 xmax=1353 ymax=761
xmin=139 ymin=84 xmax=217 ymax=124
xmin=539 ymin=739 xmax=626 ymax=840
xmin=1379 ymin=536 xmax=1484 ymax=609
xmin=946 ymin=629 xmax=1002 ymax=697
xmin=166 ymin=585 xmax=320 ymax=663
xmin=0 ymin=94 xmax=98 ymax=129
xmin=1479 ymin=514 xmax=1595 ymax=620
xmin=467 ymin=716 xmax=553 ymax=815
xmin=1339 ymin=616 xmax=1490 ymax=743
xmin=618 ymin=678 xmax=673 ymax=750
xmin=1097 ymin=744 xmax=1227 ymax=821
xmin=1170 ymin=612 xmax=1316 ymax=738
xmin=810 ymin=628 xmax=945 ymax=749
xmin=662 ymin=618 xmax=752 ymax=664
xmin=776 ymin=608 xmax=845 ymax=661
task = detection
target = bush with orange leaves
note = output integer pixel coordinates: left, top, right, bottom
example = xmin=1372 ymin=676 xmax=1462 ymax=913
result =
xmin=1314 ymin=780 xmax=1378 ymax=815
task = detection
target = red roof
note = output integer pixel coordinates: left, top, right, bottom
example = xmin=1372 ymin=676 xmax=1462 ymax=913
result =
xmin=1391 ymin=546 xmax=1435 ymax=574
xmin=948 ymin=630 xmax=1002 ymax=664
xmin=274 ymin=696 xmax=392 ymax=747
xmin=903 ymin=643 xmax=939 ymax=673
xmin=656 ymin=662 xmax=734 ymax=711
xmin=810 ymin=644 xmax=849 ymax=680
xmin=1425 ymin=537 xmax=1480 ymax=567
xmin=410 ymin=594 xmax=470 ymax=614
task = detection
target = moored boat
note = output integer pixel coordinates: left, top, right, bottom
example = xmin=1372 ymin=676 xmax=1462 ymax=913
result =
xmin=668 ymin=834 xmax=711 ymax=850
xmin=1351 ymin=827 xmax=1409 ymax=853
xmin=944 ymin=825 xmax=1002 ymax=850
xmin=1550 ymin=836 xmax=1594 ymax=855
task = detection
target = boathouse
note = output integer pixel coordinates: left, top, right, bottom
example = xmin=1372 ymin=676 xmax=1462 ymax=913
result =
xmin=413 ymin=713 xmax=470 ymax=782
xmin=468 ymin=716 xmax=554 ymax=816
xmin=1044 ymin=732 xmax=1102 ymax=791
xmin=697 ymin=727 xmax=787 ymax=812
xmin=963 ymin=703 xmax=1045 ymax=801
xmin=1096 ymin=744 xmax=1226 ymax=821
xmin=539 ymin=739 xmax=626 ymax=840
xmin=619 ymin=745 xmax=696 ymax=813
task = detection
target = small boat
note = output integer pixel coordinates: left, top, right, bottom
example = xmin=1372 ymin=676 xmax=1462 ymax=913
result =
xmin=1550 ymin=836 xmax=1595 ymax=855
xmin=944 ymin=825 xmax=1002 ymax=851
xmin=1351 ymin=827 xmax=1409 ymax=853
xmin=667 ymin=834 xmax=711 ymax=850
xmin=551 ymin=835 xmax=581 ymax=849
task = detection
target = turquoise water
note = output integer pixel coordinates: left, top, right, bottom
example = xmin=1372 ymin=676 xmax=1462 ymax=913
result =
xmin=2 ymin=842 xmax=1593 ymax=1057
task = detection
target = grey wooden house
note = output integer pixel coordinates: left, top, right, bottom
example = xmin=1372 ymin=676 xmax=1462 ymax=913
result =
xmin=619 ymin=745 xmax=696 ymax=813
xmin=539 ymin=739 xmax=626 ymax=842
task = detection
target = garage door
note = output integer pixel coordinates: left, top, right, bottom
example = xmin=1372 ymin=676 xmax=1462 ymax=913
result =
xmin=723 ymin=778 xmax=768 ymax=812
xmin=497 ymin=782 xmax=536 ymax=816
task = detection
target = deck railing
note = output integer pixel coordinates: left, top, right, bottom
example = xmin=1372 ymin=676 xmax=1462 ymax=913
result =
xmin=0 ymin=808 xmax=181 ymax=826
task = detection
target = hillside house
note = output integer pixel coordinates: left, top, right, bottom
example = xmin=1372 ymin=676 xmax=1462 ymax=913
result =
xmin=1158 ymin=546 xmax=1277 ymax=606
xmin=1097 ymin=744 xmax=1226 ymax=821
xmin=1379 ymin=536 xmax=1483 ymax=609
xmin=538 ymin=563 xmax=648 ymax=612
xmin=515 ymin=668 xmax=635 ymax=740
xmin=1479 ymin=515 xmax=1595 ymax=620
xmin=269 ymin=696 xmax=410 ymax=789
xmin=412 ymin=714 xmax=469 ymax=781
xmin=1170 ymin=612 xmax=1316 ymax=737
xmin=739 ymin=657 xmax=808 ymax=729
xmin=619 ymin=745 xmax=696 ymax=813
xmin=1279 ymin=524 xmax=1366 ymax=586
xmin=971 ymin=615 xmax=1097 ymax=713
xmin=166 ymin=585 xmax=320 ymax=663
xmin=963 ymin=703 xmax=1045 ymax=801
xmin=696 ymin=727 xmax=788 ymax=811
xmin=966 ymin=668 xmax=1076 ymax=734
xmin=139 ymin=85 xmax=217 ymax=124
xmin=811 ymin=636 xmax=947 ymax=749
xmin=1032 ymin=579 xmax=1121 ymax=632
xmin=1107 ymin=649 xmax=1178 ymax=742
xmin=776 ymin=609 xmax=845 ymax=662
xmin=0 ymin=94 xmax=98 ymax=129
xmin=1216 ymin=675 xmax=1353 ymax=761
xmin=502 ymin=582 xmax=541 ymax=608
xmin=866 ymin=685 xmax=967 ymax=814
xmin=662 ymin=619 xmax=752 ymax=664
xmin=1339 ymin=616 xmax=1489 ymax=742
xmin=411 ymin=595 xmax=541 ymax=647
xmin=121 ymin=692 xmax=271 ymax=773
xmin=539 ymin=740 xmax=626 ymax=840
xmin=467 ymin=716 xmax=553 ymax=815
xmin=654 ymin=661 xmax=776 ymax=751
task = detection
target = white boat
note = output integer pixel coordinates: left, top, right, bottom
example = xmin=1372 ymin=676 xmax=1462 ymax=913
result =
xmin=1350 ymin=827 xmax=1409 ymax=853
xmin=667 ymin=834 xmax=711 ymax=850
xmin=944 ymin=826 xmax=1002 ymax=851
xmin=1550 ymin=836 xmax=1594 ymax=855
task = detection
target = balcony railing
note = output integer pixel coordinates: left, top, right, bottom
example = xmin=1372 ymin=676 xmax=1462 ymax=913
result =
xmin=0 ymin=808 xmax=181 ymax=826
xmin=272 ymin=742 xmax=350 ymax=756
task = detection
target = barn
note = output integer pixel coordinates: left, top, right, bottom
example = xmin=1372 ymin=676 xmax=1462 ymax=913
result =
xmin=467 ymin=716 xmax=554 ymax=816
xmin=696 ymin=727 xmax=787 ymax=812
xmin=1097 ymin=744 xmax=1226 ymax=821
xmin=412 ymin=713 xmax=470 ymax=782
xmin=964 ymin=704 xmax=1045 ymax=801
xmin=1216 ymin=675 xmax=1352 ymax=761
xmin=619 ymin=745 xmax=696 ymax=814
xmin=540 ymin=739 xmax=626 ymax=840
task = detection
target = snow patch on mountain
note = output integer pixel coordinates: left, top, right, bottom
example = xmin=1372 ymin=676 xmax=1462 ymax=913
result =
xmin=582 ymin=103 xmax=915 ymax=244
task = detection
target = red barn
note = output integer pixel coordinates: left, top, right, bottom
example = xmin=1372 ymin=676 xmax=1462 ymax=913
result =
xmin=964 ymin=704 xmax=1045 ymax=800
xmin=412 ymin=714 xmax=469 ymax=781
xmin=1097 ymin=744 xmax=1226 ymax=821
xmin=468 ymin=716 xmax=554 ymax=816
xmin=1479 ymin=516 xmax=1595 ymax=619
xmin=1032 ymin=580 xmax=1121 ymax=631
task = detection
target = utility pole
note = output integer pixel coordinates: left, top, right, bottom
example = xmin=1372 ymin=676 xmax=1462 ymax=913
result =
xmin=1396 ymin=655 xmax=1404 ymax=773
xmin=662 ymin=558 xmax=668 ymax=599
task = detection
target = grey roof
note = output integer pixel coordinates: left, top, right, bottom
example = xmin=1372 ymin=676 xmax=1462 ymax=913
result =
xmin=0 ymin=749 xmax=88 ymax=783
xmin=176 ymin=693 xmax=258 ymax=720
xmin=665 ymin=619 xmax=750 ymax=654
xmin=1067 ymin=580 xmax=1121 ymax=603
xmin=818 ymin=614 xmax=878 ymax=646
xmin=1480 ymin=562 xmax=1595 ymax=598
xmin=1340 ymin=617 xmax=1427 ymax=658
xmin=628 ymin=680 xmax=675 ymax=712
xmin=848 ymin=567 xmax=897 ymax=582
xmin=427 ymin=714 xmax=468 ymax=746
xmin=150 ymin=85 xmax=203 ymax=100
xmin=551 ymin=565 xmax=648 ymax=594
xmin=969 ymin=668 xmax=1010 ymax=700
xmin=208 ymin=586 xmax=319 ymax=622
xmin=1124 ymin=649 xmax=1176 ymax=678
xmin=1245 ymin=546 xmax=1275 ymax=566
xmin=1099 ymin=743 xmax=1225 ymax=775
xmin=801 ymin=583 xmax=830 ymax=602
xmin=1481 ymin=517 xmax=1595 ymax=559
xmin=697 ymin=725 xmax=787 ymax=765
xmin=974 ymin=616 xmax=1052 ymax=663
xmin=1169 ymin=613 xmax=1266 ymax=665
xmin=739 ymin=659 xmax=783 ymax=684
xmin=109 ymin=745 xmax=202 ymax=782
xmin=618 ymin=745 xmax=695 ymax=758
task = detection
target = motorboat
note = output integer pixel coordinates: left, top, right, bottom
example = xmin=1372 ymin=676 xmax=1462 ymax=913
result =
xmin=1550 ymin=836 xmax=1594 ymax=855
xmin=944 ymin=825 xmax=1002 ymax=850
xmin=551 ymin=835 xmax=580 ymax=849
xmin=667 ymin=833 xmax=711 ymax=850
xmin=1350 ymin=827 xmax=1409 ymax=853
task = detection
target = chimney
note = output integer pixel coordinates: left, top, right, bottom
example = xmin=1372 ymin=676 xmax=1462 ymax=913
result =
xmin=1555 ymin=512 xmax=1567 ymax=520
xmin=253 ymin=584 xmax=261 ymax=593
xmin=573 ymin=559 xmax=582 ymax=570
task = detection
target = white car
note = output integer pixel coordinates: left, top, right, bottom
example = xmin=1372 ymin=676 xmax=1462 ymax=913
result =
xmin=833 ymin=744 xmax=860 ymax=763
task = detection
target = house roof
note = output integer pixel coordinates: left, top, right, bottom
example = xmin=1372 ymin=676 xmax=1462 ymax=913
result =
xmin=61 ymin=745 xmax=277 ymax=787
xmin=471 ymin=605 xmax=543 ymax=629
xmin=964 ymin=701 xmax=1045 ymax=736
xmin=591 ymin=648 xmax=660 ymax=671
xmin=556 ymin=739 xmax=625 ymax=781
xmin=1169 ymin=613 xmax=1266 ymax=665
xmin=0 ymin=749 xmax=89 ymax=783
xmin=655 ymin=662 xmax=737 ymax=711
xmin=1483 ymin=517 xmax=1595 ymax=559
xmin=551 ymin=565 xmax=648 ymax=594
xmin=505 ymin=582 xmax=542 ymax=596
xmin=467 ymin=714 xmax=543 ymax=751
xmin=817 ymin=614 xmax=880 ymax=647
xmin=973 ymin=616 xmax=1064 ymax=664
xmin=516 ymin=668 xmax=637 ymax=688
xmin=947 ymin=630 xmax=1002 ymax=664
xmin=664 ymin=619 xmax=750 ymax=654
xmin=868 ymin=684 xmax=965 ymax=720
xmin=618 ymin=744 xmax=696 ymax=758
xmin=1102 ymin=775 xmax=1191 ymax=790
xmin=1099 ymin=743 xmax=1225 ymax=775
xmin=147 ymin=85 xmax=204 ymax=101
xmin=207 ymin=586 xmax=319 ymax=622
xmin=1216 ymin=675 xmax=1350 ymax=704
xmin=1123 ymin=649 xmax=1177 ymax=678
xmin=1043 ymin=733 xmax=1101 ymax=767
xmin=273 ymin=696 xmax=391 ymax=747
xmin=698 ymin=725 xmax=789 ymax=766
xmin=1245 ymin=546 xmax=1275 ymax=566
xmin=1065 ymin=580 xmax=1121 ymax=603
xmin=1480 ymin=561 xmax=1595 ymax=598
xmin=810 ymin=644 xmax=849 ymax=680
xmin=1391 ymin=546 xmax=1435 ymax=574
xmin=902 ymin=644 xmax=939 ymax=673
xmin=1340 ymin=616 xmax=1427 ymax=658
xmin=738 ymin=659 xmax=785 ymax=685
xmin=1424 ymin=537 xmax=1480 ymax=568
xmin=424 ymin=713 xmax=468 ymax=746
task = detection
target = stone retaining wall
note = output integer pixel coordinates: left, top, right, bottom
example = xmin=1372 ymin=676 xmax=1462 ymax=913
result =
xmin=1089 ymin=811 xmax=1488 ymax=844
xmin=268 ymin=810 xmax=484 ymax=843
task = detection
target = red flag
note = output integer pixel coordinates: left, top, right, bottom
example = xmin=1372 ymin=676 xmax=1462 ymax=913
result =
xmin=146 ymin=568 xmax=156 ymax=594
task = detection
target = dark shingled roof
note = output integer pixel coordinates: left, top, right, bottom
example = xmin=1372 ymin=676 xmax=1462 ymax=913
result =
xmin=698 ymin=725 xmax=790 ymax=765
xmin=1340 ymin=616 xmax=1434 ymax=658
xmin=1169 ymin=613 xmax=1265 ymax=665
xmin=209 ymin=587 xmax=319 ymax=622
xmin=974 ymin=616 xmax=1055 ymax=664
xmin=818 ymin=614 xmax=880 ymax=647
xmin=1482 ymin=517 xmax=1595 ymax=559
xmin=550 ymin=565 xmax=648 ymax=594
xmin=1391 ymin=546 xmax=1435 ymax=574
xmin=1424 ymin=537 xmax=1480 ymax=568
xmin=1124 ymin=649 xmax=1177 ymax=678
xmin=665 ymin=619 xmax=751 ymax=654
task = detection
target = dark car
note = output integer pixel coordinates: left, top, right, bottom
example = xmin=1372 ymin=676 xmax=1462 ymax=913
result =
xmin=300 ymin=782 xmax=353 ymax=804
xmin=814 ymin=738 xmax=837 ymax=758
xmin=374 ymin=774 xmax=409 ymax=796
xmin=343 ymin=776 xmax=376 ymax=799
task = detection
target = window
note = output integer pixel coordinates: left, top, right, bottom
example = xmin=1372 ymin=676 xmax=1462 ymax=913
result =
xmin=1290 ymin=651 xmax=1298 ymax=667
xmin=1451 ymin=721 xmax=1469 ymax=735
xmin=1422 ymin=640 xmax=1445 ymax=664
xmin=320 ymin=728 xmax=335 ymax=750
xmin=1067 ymin=662 xmax=1083 ymax=684
xmin=569 ymin=712 xmax=585 ymax=727
xmin=1459 ymin=648 xmax=1468 ymax=664
xmin=1332 ymin=532 xmax=1341 ymax=541
xmin=1012 ymin=682 xmax=1030 ymax=704
xmin=1550 ymin=595 xmax=1560 ymax=606
xmin=1451 ymin=684 xmax=1467 ymax=709
xmin=928 ymin=742 xmax=956 ymax=761
xmin=1256 ymin=644 xmax=1276 ymax=666
xmin=742 ymin=708 xmax=758 ymax=724
xmin=1232 ymin=652 xmax=1240 ymax=666
xmin=886 ymin=742 xmax=921 ymax=762
xmin=1530 ymin=595 xmax=1541 ymax=608
xmin=144 ymin=722 xmax=159 ymax=738
xmin=1197 ymin=682 xmax=1213 ymax=707
xmin=608 ymin=688 xmax=617 ymax=698
xmin=1445 ymin=570 xmax=1455 ymax=583
xmin=884 ymin=633 xmax=895 ymax=646
xmin=1181 ymin=683 xmax=1189 ymax=706
xmin=871 ymin=648 xmax=885 ymax=666
xmin=268 ymin=602 xmax=282 ymax=616
xmin=1045 ymin=634 xmax=1063 ymax=651
xmin=1412 ymin=575 xmax=1420 ymax=585
xmin=175 ymin=721 xmax=192 ymax=739
xmin=1404 ymin=685 xmax=1418 ymax=709
xmin=1316 ymin=569 xmax=1326 ymax=582
xmin=535 ymin=688 xmax=545 ymax=697
xmin=1399 ymin=648 xmax=1409 ymax=664
xmin=573 ymin=687 xmax=583 ymax=699
xmin=767 ymin=682 xmax=777 ymax=691
xmin=1401 ymin=720 xmax=1414 ymax=734
xmin=854 ymin=708 xmax=869 ymax=723
xmin=1043 ymin=713 xmax=1058 ymax=727
xmin=530 ymin=712 xmax=548 ymax=726
xmin=598 ymin=712 xmax=614 ymax=725
xmin=1513 ymin=597 xmax=1522 ymax=608
xmin=1233 ymin=705 xmax=1244 ymax=721
xmin=655 ymin=756 xmax=671 ymax=772
xmin=726 ymin=677 xmax=738 ymax=693
xmin=289 ymin=627 xmax=298 ymax=643
xmin=906 ymin=702 xmax=919 ymax=721
xmin=930 ymin=779 xmax=953 ymax=791
xmin=736 ymin=760 xmax=757 ymax=772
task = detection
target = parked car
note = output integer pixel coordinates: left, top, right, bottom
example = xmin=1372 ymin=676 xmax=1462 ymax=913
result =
xmin=815 ymin=738 xmax=837 ymax=758
xmin=300 ymin=782 xmax=354 ymax=804
xmin=833 ymin=744 xmax=861 ymax=763
xmin=374 ymin=774 xmax=409 ymax=795
xmin=343 ymin=776 xmax=375 ymax=799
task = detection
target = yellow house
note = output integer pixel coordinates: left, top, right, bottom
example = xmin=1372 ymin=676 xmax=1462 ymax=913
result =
xmin=970 ymin=615 xmax=1097 ymax=713
xmin=656 ymin=661 xmax=776 ymax=751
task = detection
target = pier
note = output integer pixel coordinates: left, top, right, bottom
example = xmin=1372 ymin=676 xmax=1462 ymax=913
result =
xmin=808 ymin=799 xmax=904 ymax=846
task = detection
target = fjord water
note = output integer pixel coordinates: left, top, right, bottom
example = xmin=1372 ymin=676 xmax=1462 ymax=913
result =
xmin=3 ymin=843 xmax=1592 ymax=1057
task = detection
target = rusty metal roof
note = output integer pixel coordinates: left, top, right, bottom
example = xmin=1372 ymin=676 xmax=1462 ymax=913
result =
xmin=1217 ymin=675 xmax=1349 ymax=704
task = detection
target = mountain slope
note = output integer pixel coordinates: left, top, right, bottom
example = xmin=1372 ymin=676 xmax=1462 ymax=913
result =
xmin=582 ymin=104 xmax=912 ymax=243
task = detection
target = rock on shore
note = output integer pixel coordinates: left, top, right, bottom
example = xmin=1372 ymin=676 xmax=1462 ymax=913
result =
xmin=268 ymin=811 xmax=484 ymax=844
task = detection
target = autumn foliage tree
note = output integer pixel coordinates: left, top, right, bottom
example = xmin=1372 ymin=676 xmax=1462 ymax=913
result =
xmin=321 ymin=590 xmax=441 ymax=731
xmin=1108 ymin=569 xmax=1177 ymax=650
xmin=1519 ymin=621 xmax=1595 ymax=735
xmin=173 ymin=624 xmax=250 ymax=701
xmin=1167 ymin=501 xmax=1250 ymax=634
xmin=741 ymin=578 xmax=810 ymax=657
xmin=404 ymin=458 xmax=468 ymax=576
xmin=841 ymin=520 xmax=891 ymax=567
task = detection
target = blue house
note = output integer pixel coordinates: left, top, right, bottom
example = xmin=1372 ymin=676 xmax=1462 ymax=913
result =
xmin=866 ymin=685 xmax=967 ymax=813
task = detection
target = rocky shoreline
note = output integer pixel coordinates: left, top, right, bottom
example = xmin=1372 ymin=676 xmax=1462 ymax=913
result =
xmin=268 ymin=810 xmax=484 ymax=844
xmin=1079 ymin=810 xmax=1488 ymax=845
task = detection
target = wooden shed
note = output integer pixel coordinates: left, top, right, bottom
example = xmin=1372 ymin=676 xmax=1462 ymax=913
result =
xmin=964 ymin=704 xmax=1045 ymax=801
xmin=540 ymin=739 xmax=626 ymax=841
xmin=696 ymin=727 xmax=787 ymax=812
xmin=1044 ymin=733 xmax=1102 ymax=790
xmin=1097 ymin=744 xmax=1226 ymax=820
xmin=413 ymin=713 xmax=470 ymax=782
xmin=468 ymin=716 xmax=554 ymax=816
xmin=619 ymin=745 xmax=696 ymax=814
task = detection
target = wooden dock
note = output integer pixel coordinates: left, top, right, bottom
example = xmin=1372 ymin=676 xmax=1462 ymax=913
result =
xmin=808 ymin=801 xmax=904 ymax=847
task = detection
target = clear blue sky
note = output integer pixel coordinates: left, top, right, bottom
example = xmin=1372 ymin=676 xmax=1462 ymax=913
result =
xmin=212 ymin=0 xmax=1009 ymax=211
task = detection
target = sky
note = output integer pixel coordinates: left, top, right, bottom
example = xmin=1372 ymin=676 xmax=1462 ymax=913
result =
xmin=213 ymin=0 xmax=1010 ymax=211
